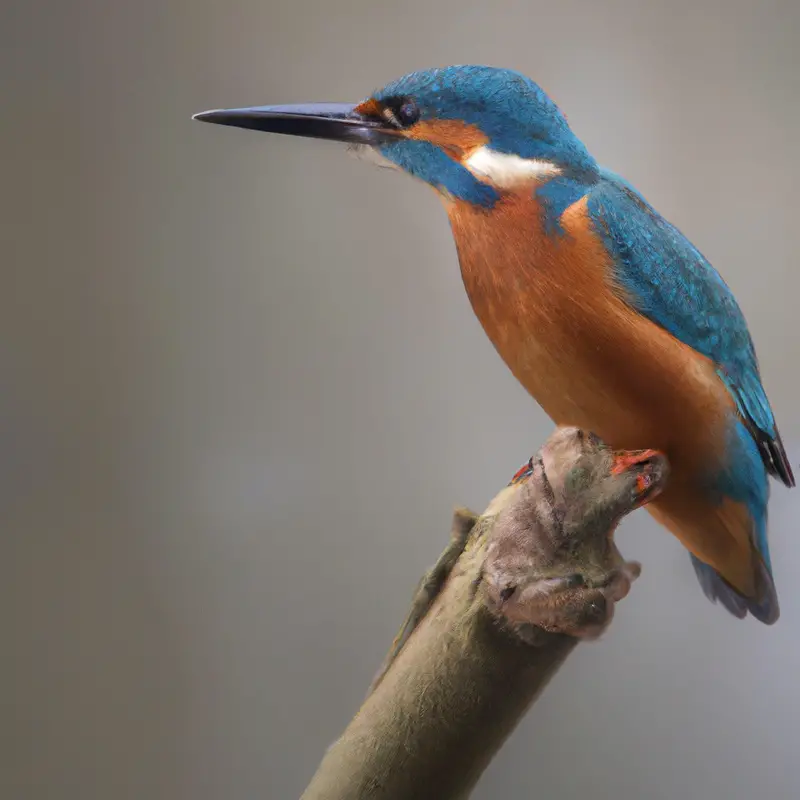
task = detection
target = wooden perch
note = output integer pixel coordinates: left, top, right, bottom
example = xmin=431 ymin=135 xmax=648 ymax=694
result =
xmin=301 ymin=426 xmax=669 ymax=800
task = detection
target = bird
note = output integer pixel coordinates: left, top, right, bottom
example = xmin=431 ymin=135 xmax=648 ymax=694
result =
xmin=194 ymin=65 xmax=794 ymax=624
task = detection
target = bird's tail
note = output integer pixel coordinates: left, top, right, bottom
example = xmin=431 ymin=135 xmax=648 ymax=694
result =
xmin=690 ymin=515 xmax=779 ymax=625
xmin=689 ymin=417 xmax=780 ymax=625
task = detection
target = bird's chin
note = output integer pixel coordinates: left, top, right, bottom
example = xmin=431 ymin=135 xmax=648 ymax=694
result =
xmin=346 ymin=143 xmax=402 ymax=172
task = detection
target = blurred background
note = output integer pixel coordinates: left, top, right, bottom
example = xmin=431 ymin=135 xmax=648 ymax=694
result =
xmin=4 ymin=0 xmax=799 ymax=797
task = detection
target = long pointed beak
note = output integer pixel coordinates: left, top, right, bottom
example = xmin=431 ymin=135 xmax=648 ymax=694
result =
xmin=192 ymin=102 xmax=396 ymax=146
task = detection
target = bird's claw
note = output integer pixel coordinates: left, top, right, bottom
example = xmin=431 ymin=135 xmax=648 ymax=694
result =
xmin=487 ymin=560 xmax=641 ymax=641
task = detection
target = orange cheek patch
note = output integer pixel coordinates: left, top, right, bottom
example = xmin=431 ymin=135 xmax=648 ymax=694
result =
xmin=406 ymin=119 xmax=488 ymax=160
xmin=352 ymin=102 xmax=487 ymax=160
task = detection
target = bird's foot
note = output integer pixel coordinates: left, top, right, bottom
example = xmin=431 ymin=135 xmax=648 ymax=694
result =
xmin=483 ymin=426 xmax=668 ymax=644
xmin=486 ymin=561 xmax=642 ymax=642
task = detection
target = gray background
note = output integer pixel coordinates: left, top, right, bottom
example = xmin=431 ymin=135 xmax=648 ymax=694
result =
xmin=4 ymin=0 xmax=800 ymax=797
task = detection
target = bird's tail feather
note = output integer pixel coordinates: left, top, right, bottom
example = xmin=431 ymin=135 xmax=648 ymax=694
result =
xmin=690 ymin=553 xmax=779 ymax=625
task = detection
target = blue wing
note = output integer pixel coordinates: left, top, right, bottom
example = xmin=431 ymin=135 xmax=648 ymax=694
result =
xmin=586 ymin=169 xmax=794 ymax=489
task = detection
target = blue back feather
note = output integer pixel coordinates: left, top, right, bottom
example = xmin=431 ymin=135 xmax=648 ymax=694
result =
xmin=585 ymin=169 xmax=789 ymax=621
xmin=586 ymin=169 xmax=792 ymax=487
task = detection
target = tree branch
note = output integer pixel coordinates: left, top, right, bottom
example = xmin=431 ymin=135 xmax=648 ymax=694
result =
xmin=301 ymin=427 xmax=669 ymax=800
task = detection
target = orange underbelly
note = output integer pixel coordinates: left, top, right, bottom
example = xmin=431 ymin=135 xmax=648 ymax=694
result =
xmin=492 ymin=308 xmax=755 ymax=594
xmin=447 ymin=191 xmax=757 ymax=595
xmin=493 ymin=305 xmax=727 ymax=467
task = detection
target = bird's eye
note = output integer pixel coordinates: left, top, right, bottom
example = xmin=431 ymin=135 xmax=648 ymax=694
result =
xmin=381 ymin=96 xmax=420 ymax=128
xmin=397 ymin=99 xmax=420 ymax=126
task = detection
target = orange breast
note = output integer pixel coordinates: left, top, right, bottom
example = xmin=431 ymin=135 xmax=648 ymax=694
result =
xmin=446 ymin=190 xmax=758 ymax=595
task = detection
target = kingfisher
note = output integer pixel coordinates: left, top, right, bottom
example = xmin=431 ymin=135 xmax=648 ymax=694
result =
xmin=194 ymin=65 xmax=794 ymax=624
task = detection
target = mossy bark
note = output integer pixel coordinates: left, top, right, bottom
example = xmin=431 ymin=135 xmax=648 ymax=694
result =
xmin=301 ymin=510 xmax=575 ymax=800
xmin=300 ymin=427 xmax=664 ymax=799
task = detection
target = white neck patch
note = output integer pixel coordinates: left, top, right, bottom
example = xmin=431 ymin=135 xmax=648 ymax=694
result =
xmin=463 ymin=146 xmax=561 ymax=188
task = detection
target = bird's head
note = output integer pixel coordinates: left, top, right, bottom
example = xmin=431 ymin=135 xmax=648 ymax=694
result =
xmin=194 ymin=65 xmax=598 ymax=208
